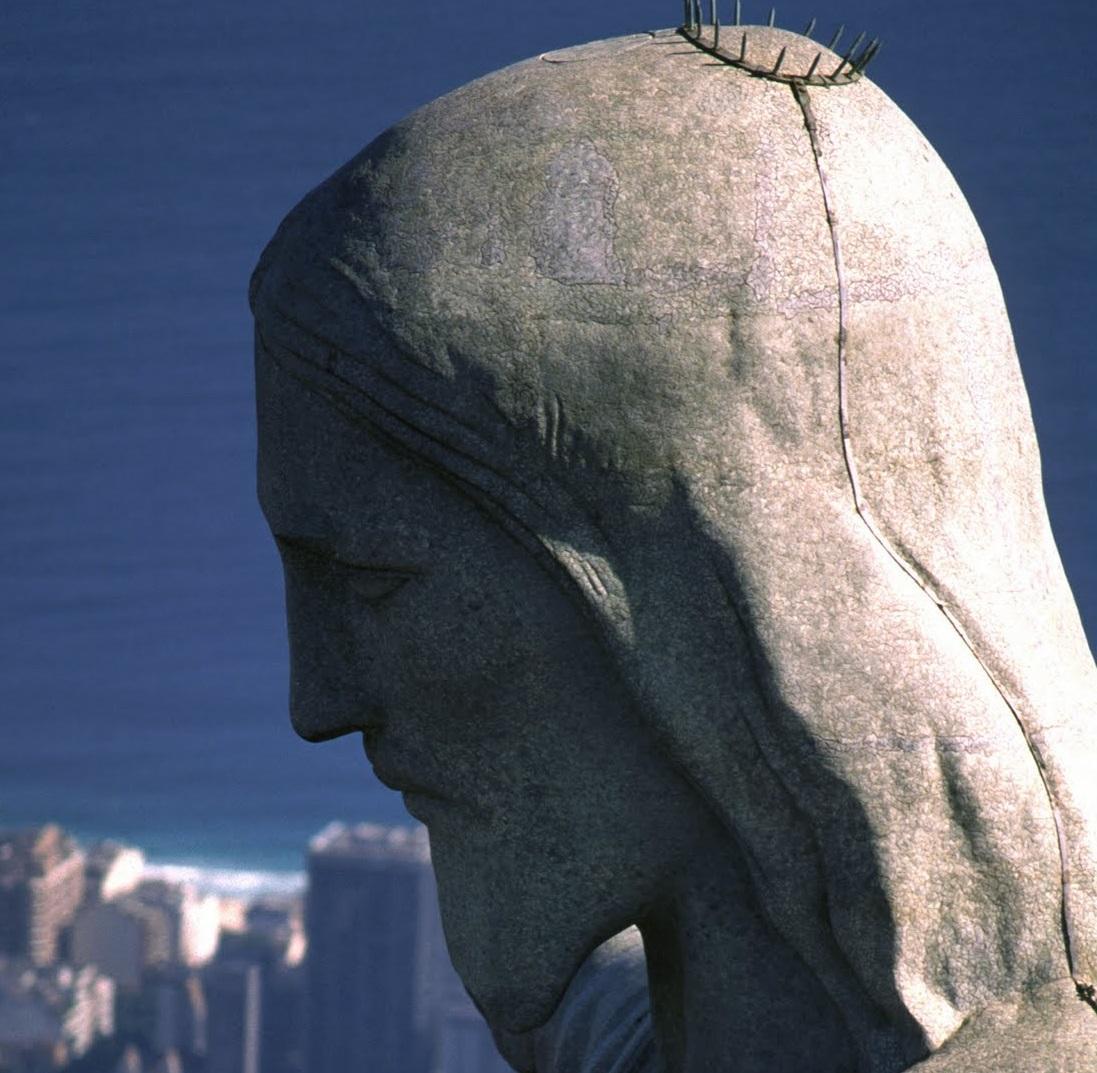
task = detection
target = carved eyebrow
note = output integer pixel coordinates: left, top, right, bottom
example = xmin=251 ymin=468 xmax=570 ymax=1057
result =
xmin=273 ymin=532 xmax=425 ymax=575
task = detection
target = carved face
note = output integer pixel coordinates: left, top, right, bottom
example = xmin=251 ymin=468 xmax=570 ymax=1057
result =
xmin=255 ymin=343 xmax=714 ymax=1031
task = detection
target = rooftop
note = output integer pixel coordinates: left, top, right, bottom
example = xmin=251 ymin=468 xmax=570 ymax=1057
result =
xmin=308 ymin=822 xmax=429 ymax=865
xmin=0 ymin=825 xmax=83 ymax=881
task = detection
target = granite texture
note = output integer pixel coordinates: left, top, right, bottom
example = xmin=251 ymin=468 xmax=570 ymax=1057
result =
xmin=251 ymin=25 xmax=1097 ymax=1073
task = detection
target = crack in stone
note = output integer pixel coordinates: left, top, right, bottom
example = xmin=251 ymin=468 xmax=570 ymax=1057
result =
xmin=788 ymin=79 xmax=1096 ymax=1011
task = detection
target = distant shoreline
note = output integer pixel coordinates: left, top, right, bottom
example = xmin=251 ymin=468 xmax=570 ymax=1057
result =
xmin=3 ymin=819 xmax=311 ymax=901
xmin=141 ymin=859 xmax=306 ymax=900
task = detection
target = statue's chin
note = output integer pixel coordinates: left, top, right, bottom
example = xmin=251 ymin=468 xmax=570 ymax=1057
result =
xmin=427 ymin=817 xmax=630 ymax=1038
xmin=438 ymin=882 xmax=598 ymax=1036
xmin=474 ymin=996 xmax=556 ymax=1036
xmin=456 ymin=953 xmax=575 ymax=1035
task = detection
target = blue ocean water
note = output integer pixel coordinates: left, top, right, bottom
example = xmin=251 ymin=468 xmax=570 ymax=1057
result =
xmin=2 ymin=0 xmax=1093 ymax=880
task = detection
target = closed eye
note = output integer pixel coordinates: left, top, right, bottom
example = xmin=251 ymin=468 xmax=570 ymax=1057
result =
xmin=274 ymin=534 xmax=419 ymax=607
xmin=346 ymin=569 xmax=411 ymax=606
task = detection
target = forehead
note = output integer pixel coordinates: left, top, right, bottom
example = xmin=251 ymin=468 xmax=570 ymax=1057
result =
xmin=255 ymin=343 xmax=465 ymax=553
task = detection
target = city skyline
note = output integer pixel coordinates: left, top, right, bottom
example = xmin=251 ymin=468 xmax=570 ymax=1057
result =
xmin=0 ymin=820 xmax=508 ymax=1073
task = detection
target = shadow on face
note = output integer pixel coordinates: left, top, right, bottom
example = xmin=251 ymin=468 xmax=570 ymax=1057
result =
xmin=256 ymin=340 xmax=720 ymax=1031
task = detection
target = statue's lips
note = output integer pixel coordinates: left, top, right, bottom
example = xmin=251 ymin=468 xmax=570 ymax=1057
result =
xmin=368 ymin=759 xmax=447 ymax=802
xmin=363 ymin=734 xmax=449 ymax=811
xmin=372 ymin=765 xmax=451 ymax=824
xmin=401 ymin=791 xmax=445 ymax=824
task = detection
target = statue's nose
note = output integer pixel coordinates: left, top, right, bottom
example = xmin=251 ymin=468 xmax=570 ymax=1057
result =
xmin=289 ymin=660 xmax=360 ymax=743
xmin=283 ymin=576 xmax=373 ymax=743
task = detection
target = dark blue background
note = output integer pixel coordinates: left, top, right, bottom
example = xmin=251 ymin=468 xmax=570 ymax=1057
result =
xmin=2 ymin=0 xmax=1093 ymax=872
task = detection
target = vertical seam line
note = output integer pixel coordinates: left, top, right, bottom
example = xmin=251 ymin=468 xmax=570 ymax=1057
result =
xmin=788 ymin=79 xmax=1094 ymax=1008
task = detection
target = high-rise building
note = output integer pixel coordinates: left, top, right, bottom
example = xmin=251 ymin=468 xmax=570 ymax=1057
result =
xmin=0 ymin=826 xmax=85 ymax=967
xmin=305 ymin=823 xmax=434 ymax=1073
xmin=71 ymin=897 xmax=172 ymax=990
xmin=84 ymin=841 xmax=145 ymax=904
xmin=0 ymin=959 xmax=114 ymax=1070
xmin=212 ymin=898 xmax=305 ymax=1073
xmin=218 ymin=898 xmax=306 ymax=1073
xmin=147 ymin=965 xmax=208 ymax=1062
xmin=258 ymin=962 xmax=304 ymax=1073
xmin=305 ymin=822 xmax=509 ymax=1073
xmin=132 ymin=880 xmax=220 ymax=968
xmin=203 ymin=961 xmax=261 ymax=1073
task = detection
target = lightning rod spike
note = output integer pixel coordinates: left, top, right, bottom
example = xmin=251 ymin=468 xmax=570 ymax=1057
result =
xmin=772 ymin=45 xmax=787 ymax=74
xmin=855 ymin=39 xmax=881 ymax=72
xmin=843 ymin=30 xmax=866 ymax=61
xmin=804 ymin=16 xmax=817 ymax=37
xmin=827 ymin=24 xmax=844 ymax=49
xmin=768 ymin=7 xmax=776 ymax=27
xmin=853 ymin=36 xmax=878 ymax=65
xmin=805 ymin=51 xmax=822 ymax=79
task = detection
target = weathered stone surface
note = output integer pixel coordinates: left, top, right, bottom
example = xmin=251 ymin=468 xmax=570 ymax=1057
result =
xmin=251 ymin=24 xmax=1097 ymax=1073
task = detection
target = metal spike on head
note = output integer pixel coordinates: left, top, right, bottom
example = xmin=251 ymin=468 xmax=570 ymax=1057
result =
xmin=682 ymin=0 xmax=690 ymax=29
xmin=843 ymin=30 xmax=866 ymax=61
xmin=854 ymin=38 xmax=881 ymax=72
xmin=852 ymin=36 xmax=877 ymax=65
xmin=674 ymin=1 xmax=880 ymax=86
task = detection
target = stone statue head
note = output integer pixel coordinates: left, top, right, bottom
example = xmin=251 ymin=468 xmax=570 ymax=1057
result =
xmin=251 ymin=24 xmax=1097 ymax=1072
